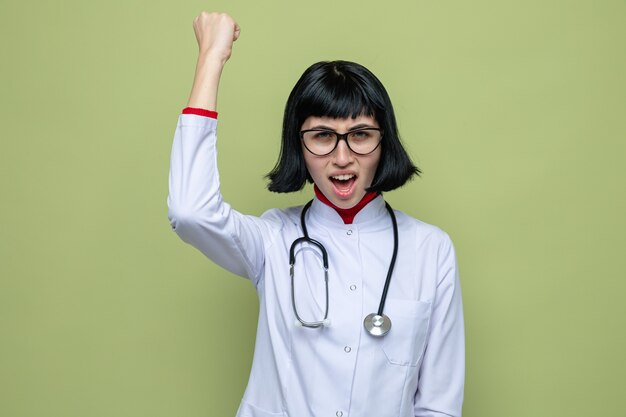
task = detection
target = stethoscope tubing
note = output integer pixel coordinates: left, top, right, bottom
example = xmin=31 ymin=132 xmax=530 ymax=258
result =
xmin=289 ymin=235 xmax=330 ymax=328
xmin=377 ymin=202 xmax=398 ymax=316
xmin=291 ymin=198 xmax=398 ymax=330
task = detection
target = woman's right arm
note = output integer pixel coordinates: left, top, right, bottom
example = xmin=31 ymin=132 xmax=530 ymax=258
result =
xmin=186 ymin=12 xmax=240 ymax=111
xmin=167 ymin=13 xmax=271 ymax=284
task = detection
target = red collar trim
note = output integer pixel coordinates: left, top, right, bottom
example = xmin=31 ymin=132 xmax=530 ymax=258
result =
xmin=313 ymin=185 xmax=379 ymax=224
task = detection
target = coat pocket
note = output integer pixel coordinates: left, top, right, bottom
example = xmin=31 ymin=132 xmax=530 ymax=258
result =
xmin=381 ymin=298 xmax=432 ymax=367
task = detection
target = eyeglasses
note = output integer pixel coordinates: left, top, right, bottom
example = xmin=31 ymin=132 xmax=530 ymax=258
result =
xmin=300 ymin=128 xmax=383 ymax=156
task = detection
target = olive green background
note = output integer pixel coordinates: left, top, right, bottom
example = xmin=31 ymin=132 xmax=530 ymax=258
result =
xmin=1 ymin=0 xmax=625 ymax=416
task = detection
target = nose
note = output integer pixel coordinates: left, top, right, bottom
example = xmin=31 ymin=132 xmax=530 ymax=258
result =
xmin=332 ymin=138 xmax=354 ymax=166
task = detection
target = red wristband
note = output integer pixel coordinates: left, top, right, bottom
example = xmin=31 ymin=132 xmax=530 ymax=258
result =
xmin=182 ymin=107 xmax=218 ymax=119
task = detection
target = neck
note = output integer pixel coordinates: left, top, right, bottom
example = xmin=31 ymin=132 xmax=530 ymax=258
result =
xmin=313 ymin=185 xmax=379 ymax=224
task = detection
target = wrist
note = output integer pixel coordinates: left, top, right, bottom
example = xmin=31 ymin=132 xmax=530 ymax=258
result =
xmin=197 ymin=49 xmax=230 ymax=67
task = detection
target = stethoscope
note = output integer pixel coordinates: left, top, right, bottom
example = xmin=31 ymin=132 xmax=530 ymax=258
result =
xmin=289 ymin=199 xmax=399 ymax=337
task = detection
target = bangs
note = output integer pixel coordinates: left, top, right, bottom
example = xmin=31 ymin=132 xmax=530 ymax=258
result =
xmin=296 ymin=72 xmax=378 ymax=122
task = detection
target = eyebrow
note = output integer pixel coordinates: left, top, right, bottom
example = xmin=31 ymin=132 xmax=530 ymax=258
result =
xmin=308 ymin=123 xmax=377 ymax=131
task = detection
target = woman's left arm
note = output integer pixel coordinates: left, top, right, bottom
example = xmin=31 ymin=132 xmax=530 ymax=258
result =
xmin=414 ymin=234 xmax=465 ymax=417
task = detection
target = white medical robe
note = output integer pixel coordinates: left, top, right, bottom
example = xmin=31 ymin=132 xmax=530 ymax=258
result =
xmin=167 ymin=113 xmax=465 ymax=417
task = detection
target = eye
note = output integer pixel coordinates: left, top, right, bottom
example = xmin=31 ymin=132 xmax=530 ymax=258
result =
xmin=311 ymin=131 xmax=334 ymax=140
xmin=350 ymin=129 xmax=374 ymax=140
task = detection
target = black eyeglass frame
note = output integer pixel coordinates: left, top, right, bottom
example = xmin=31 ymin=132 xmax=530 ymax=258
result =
xmin=300 ymin=128 xmax=384 ymax=156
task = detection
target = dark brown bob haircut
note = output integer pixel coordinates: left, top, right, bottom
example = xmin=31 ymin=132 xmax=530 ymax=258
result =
xmin=266 ymin=60 xmax=420 ymax=193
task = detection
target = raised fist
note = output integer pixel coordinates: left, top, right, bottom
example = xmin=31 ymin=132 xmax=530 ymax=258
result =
xmin=192 ymin=12 xmax=240 ymax=62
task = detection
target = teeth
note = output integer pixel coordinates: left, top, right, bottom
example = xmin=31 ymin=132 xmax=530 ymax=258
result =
xmin=331 ymin=174 xmax=355 ymax=181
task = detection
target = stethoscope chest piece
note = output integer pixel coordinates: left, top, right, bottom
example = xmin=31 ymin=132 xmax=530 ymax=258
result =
xmin=364 ymin=313 xmax=392 ymax=337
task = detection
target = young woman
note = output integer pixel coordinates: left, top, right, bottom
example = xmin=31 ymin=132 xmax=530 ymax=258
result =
xmin=168 ymin=12 xmax=465 ymax=417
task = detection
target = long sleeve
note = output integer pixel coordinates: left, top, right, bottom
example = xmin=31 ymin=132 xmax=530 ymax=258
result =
xmin=414 ymin=234 xmax=465 ymax=417
xmin=167 ymin=113 xmax=276 ymax=285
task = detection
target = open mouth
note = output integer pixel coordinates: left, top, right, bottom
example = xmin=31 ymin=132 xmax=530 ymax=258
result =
xmin=329 ymin=174 xmax=357 ymax=197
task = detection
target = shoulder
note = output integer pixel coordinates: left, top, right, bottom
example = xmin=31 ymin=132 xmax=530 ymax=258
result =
xmin=393 ymin=209 xmax=453 ymax=247
xmin=259 ymin=204 xmax=306 ymax=232
xmin=394 ymin=210 xmax=458 ymax=285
